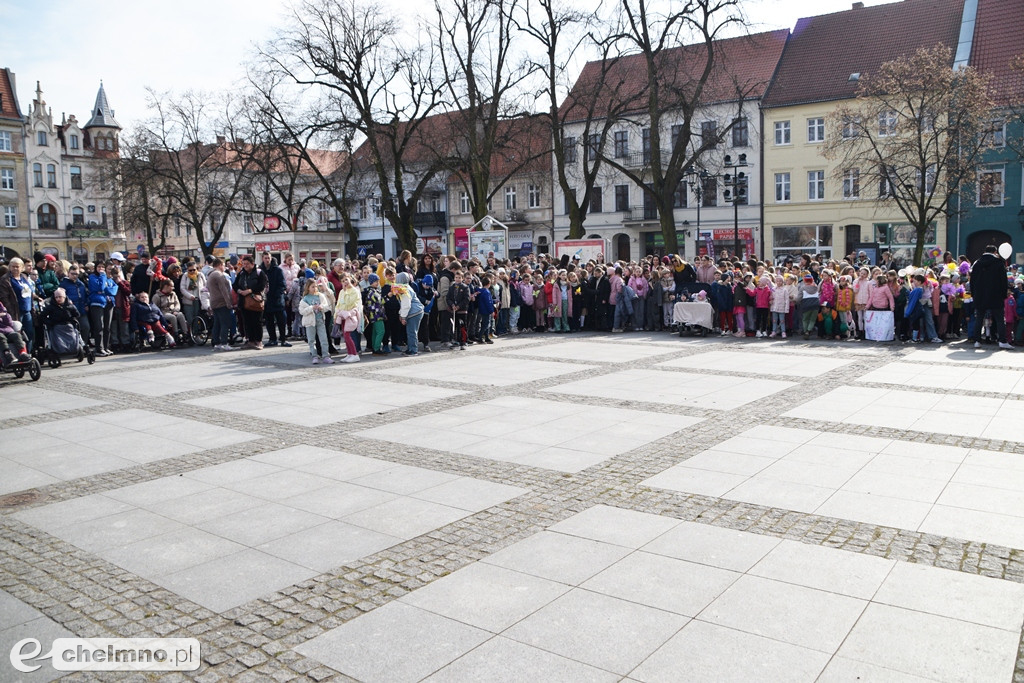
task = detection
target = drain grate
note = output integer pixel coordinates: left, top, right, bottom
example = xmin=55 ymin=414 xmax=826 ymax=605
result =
xmin=0 ymin=490 xmax=47 ymax=509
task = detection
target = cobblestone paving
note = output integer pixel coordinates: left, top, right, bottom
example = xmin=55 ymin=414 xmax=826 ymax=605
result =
xmin=2 ymin=332 xmax=1024 ymax=681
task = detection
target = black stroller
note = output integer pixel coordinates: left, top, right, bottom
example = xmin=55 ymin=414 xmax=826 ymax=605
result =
xmin=43 ymin=320 xmax=95 ymax=368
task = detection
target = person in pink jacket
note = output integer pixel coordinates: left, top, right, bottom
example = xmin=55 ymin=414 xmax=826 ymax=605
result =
xmin=628 ymin=266 xmax=649 ymax=330
xmin=769 ymin=274 xmax=790 ymax=338
xmin=754 ymin=276 xmax=773 ymax=337
xmin=852 ymin=267 xmax=873 ymax=339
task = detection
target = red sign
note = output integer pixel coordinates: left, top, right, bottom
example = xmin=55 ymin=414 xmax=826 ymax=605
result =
xmin=256 ymin=241 xmax=291 ymax=252
xmin=454 ymin=228 xmax=469 ymax=260
xmin=263 ymin=216 xmax=282 ymax=231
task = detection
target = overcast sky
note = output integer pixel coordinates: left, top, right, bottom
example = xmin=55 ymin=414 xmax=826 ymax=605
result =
xmin=2 ymin=0 xmax=892 ymax=131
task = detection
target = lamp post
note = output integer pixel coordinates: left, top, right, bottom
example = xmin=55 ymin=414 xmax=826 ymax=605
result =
xmin=724 ymin=153 xmax=751 ymax=260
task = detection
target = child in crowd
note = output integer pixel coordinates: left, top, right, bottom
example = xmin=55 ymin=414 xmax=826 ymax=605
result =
xmin=334 ymin=275 xmax=362 ymax=363
xmin=660 ymin=268 xmax=676 ymax=329
xmin=754 ymin=276 xmax=772 ymax=338
xmin=476 ymin=275 xmax=496 ymax=344
xmin=853 ymin=267 xmax=872 ymax=339
xmin=798 ymin=273 xmax=820 ymax=339
xmin=0 ymin=300 xmax=30 ymax=364
xmin=131 ymin=292 xmax=175 ymax=347
xmin=447 ymin=269 xmax=471 ymax=349
xmin=299 ymin=280 xmax=333 ymax=364
xmin=732 ymin=275 xmax=749 ymax=338
xmin=363 ymin=274 xmax=386 ymax=355
xmin=836 ymin=276 xmax=854 ymax=340
xmin=769 ymin=274 xmax=789 ymax=338
xmin=713 ymin=273 xmax=734 ymax=335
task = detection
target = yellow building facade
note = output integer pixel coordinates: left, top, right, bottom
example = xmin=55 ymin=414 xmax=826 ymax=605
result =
xmin=761 ymin=103 xmax=943 ymax=266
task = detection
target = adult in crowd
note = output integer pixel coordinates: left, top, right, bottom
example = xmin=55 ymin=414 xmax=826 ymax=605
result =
xmin=261 ymin=252 xmax=290 ymax=347
xmin=233 ymin=254 xmax=268 ymax=350
xmin=327 ymin=258 xmax=346 ymax=294
xmin=38 ymin=253 xmax=60 ymax=298
xmin=58 ymin=262 xmax=90 ymax=344
xmin=970 ymin=244 xmax=1011 ymax=350
xmin=87 ymin=260 xmax=117 ymax=356
xmin=130 ymin=253 xmax=154 ymax=296
xmin=207 ymin=258 xmax=236 ymax=351
xmin=179 ymin=261 xmax=206 ymax=331
xmin=1 ymin=258 xmax=37 ymax=352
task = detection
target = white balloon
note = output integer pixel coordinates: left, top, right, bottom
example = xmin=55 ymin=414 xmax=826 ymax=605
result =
xmin=998 ymin=242 xmax=1013 ymax=260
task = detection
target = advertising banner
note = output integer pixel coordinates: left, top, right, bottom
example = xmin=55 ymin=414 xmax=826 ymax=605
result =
xmin=554 ymin=239 xmax=607 ymax=263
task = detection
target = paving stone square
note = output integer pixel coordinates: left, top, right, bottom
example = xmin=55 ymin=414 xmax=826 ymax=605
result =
xmin=4 ymin=331 xmax=1024 ymax=682
xmin=354 ymin=396 xmax=701 ymax=472
xmin=783 ymin=385 xmax=1023 ymax=441
xmin=657 ymin=349 xmax=853 ymax=377
xmin=642 ymin=425 xmax=1024 ymax=548
xmin=0 ymin=590 xmax=74 ymax=683
xmin=542 ymin=367 xmax=796 ymax=410
xmin=297 ymin=505 xmax=1024 ymax=682
xmin=183 ymin=376 xmax=465 ymax=426
xmin=68 ymin=359 xmax=303 ymax=395
xmin=13 ymin=446 xmax=527 ymax=612
xmin=372 ymin=354 xmax=596 ymax=386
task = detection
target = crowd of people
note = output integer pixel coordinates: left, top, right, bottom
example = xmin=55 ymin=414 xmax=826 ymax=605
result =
xmin=0 ymin=244 xmax=1020 ymax=370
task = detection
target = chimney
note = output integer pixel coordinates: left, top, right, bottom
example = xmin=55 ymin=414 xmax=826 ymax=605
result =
xmin=852 ymin=2 xmax=864 ymax=7
xmin=216 ymin=135 xmax=226 ymax=145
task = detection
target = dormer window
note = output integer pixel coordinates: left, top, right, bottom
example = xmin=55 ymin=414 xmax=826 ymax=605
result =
xmin=37 ymin=131 xmax=47 ymax=146
xmin=70 ymin=134 xmax=79 ymax=150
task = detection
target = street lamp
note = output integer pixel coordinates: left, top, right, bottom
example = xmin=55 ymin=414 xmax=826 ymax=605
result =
xmin=723 ymin=154 xmax=751 ymax=260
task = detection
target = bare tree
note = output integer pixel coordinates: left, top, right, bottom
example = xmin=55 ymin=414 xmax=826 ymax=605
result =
xmin=517 ymin=0 xmax=640 ymax=238
xmin=435 ymin=0 xmax=538 ymax=221
xmin=142 ymin=89 xmax=253 ymax=257
xmin=271 ymin=0 xmax=446 ymax=252
xmin=593 ymin=0 xmax=754 ymax=254
xmin=109 ymin=127 xmax=175 ymax=256
xmin=824 ymin=46 xmax=994 ymax=265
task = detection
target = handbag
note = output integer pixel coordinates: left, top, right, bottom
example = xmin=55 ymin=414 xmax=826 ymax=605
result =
xmin=243 ymin=293 xmax=265 ymax=312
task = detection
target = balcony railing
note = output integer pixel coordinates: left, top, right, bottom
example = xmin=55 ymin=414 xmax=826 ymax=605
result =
xmin=623 ymin=206 xmax=659 ymax=222
xmin=412 ymin=211 xmax=446 ymax=229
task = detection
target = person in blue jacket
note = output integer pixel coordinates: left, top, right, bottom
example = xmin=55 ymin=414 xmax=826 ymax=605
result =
xmin=87 ymin=261 xmax=117 ymax=356
xmin=476 ymin=275 xmax=496 ymax=344
xmin=59 ymin=263 xmax=91 ymax=345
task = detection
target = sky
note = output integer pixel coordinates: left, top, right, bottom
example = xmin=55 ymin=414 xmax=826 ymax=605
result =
xmin=1 ymin=0 xmax=894 ymax=132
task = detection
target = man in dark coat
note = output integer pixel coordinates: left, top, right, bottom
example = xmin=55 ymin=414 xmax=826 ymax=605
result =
xmin=130 ymin=254 xmax=154 ymax=296
xmin=233 ymin=254 xmax=269 ymax=349
xmin=260 ymin=252 xmax=290 ymax=347
xmin=970 ymin=244 xmax=1011 ymax=350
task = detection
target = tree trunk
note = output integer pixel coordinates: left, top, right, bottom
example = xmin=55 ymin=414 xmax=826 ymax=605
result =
xmin=658 ymin=198 xmax=678 ymax=256
xmin=567 ymin=204 xmax=585 ymax=239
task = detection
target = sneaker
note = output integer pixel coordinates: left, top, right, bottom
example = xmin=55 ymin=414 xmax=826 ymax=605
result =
xmin=999 ymin=342 xmax=1014 ymax=350
xmin=974 ymin=341 xmax=982 ymax=349
xmin=147 ymin=331 xmax=155 ymax=343
xmin=280 ymin=341 xmax=292 ymax=348
xmin=166 ymin=334 xmax=176 ymax=348
xmin=312 ymin=356 xmax=320 ymax=364
xmin=322 ymin=356 xmax=335 ymax=364
xmin=267 ymin=340 xmax=278 ymax=347
xmin=402 ymin=350 xmax=418 ymax=356
xmin=484 ymin=338 xmax=493 ymax=344
xmin=2 ymin=350 xmax=15 ymax=365
xmin=254 ymin=342 xmax=264 ymax=350
xmin=422 ymin=345 xmax=432 ymax=352
xmin=781 ymin=332 xmax=787 ymax=339
xmin=460 ymin=344 xmax=467 ymax=350
xmin=929 ymin=338 xmax=942 ymax=343
xmin=344 ymin=354 xmax=360 ymax=363
xmin=768 ymin=332 xmax=776 ymax=338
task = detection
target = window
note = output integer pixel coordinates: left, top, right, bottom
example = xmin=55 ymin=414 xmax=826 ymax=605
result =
xmin=37 ymin=204 xmax=56 ymax=229
xmin=984 ymin=119 xmax=1005 ymax=147
xmin=808 ymin=170 xmax=825 ymax=200
xmin=371 ymin=196 xmax=381 ymax=217
xmin=731 ymin=118 xmax=748 ymax=147
xmin=878 ymin=166 xmax=896 ymax=198
xmin=47 ymin=164 xmax=56 ymax=188
xmin=641 ymin=128 xmax=651 ymax=162
xmin=613 ymin=131 xmax=628 ymax=158
xmin=563 ymin=136 xmax=577 ymax=164
xmin=37 ymin=131 xmax=47 ymax=146
xmin=977 ymin=167 xmax=1004 ymax=206
xmin=0 ymin=131 xmax=11 ymax=151
xmin=459 ymin=192 xmax=470 ymax=214
xmin=701 ymin=176 xmax=717 ymax=207
xmin=588 ymin=186 xmax=603 ymax=214
xmin=0 ymin=168 xmax=13 ymax=190
xmin=774 ymin=172 xmax=791 ymax=202
xmin=670 ymin=124 xmax=684 ymax=151
xmin=505 ymin=186 xmax=517 ymax=210
xmin=807 ymin=117 xmax=825 ymax=143
xmin=357 ymin=199 xmax=367 ymax=220
xmin=72 ymin=207 xmax=85 ymax=226
xmin=70 ymin=134 xmax=79 ymax=150
xmin=878 ymin=110 xmax=897 ymax=137
xmin=586 ymin=134 xmax=600 ymax=162
xmin=774 ymin=121 xmax=790 ymax=145
xmin=3 ymin=206 xmax=15 ymax=227
xmin=916 ymin=164 xmax=936 ymax=194
xmin=842 ymin=116 xmax=860 ymax=139
xmin=528 ymin=184 xmax=541 ymax=209
xmin=563 ymin=188 xmax=576 ymax=215
xmin=317 ymin=202 xmax=331 ymax=224
xmin=673 ymin=180 xmax=688 ymax=209
xmin=843 ymin=168 xmax=860 ymax=199
xmin=70 ymin=166 xmax=82 ymax=190
xmin=773 ymin=225 xmax=833 ymax=260
xmin=614 ymin=184 xmax=629 ymax=212
xmin=33 ymin=163 xmax=42 ymax=187
xmin=701 ymin=121 xmax=718 ymax=148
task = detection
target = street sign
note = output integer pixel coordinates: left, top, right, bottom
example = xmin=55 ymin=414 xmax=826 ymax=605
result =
xmin=357 ymin=246 xmax=368 ymax=258
xmin=136 ymin=244 xmax=145 ymax=254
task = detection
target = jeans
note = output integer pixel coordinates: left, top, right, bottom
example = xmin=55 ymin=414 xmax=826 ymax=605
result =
xmin=20 ymin=311 xmax=34 ymax=353
xmin=89 ymin=305 xmax=113 ymax=350
xmin=305 ymin=317 xmax=329 ymax=358
xmin=405 ymin=311 xmax=422 ymax=352
xmin=211 ymin=306 xmax=233 ymax=346
xmin=771 ymin=312 xmax=786 ymax=335
xmin=921 ymin=306 xmax=939 ymax=340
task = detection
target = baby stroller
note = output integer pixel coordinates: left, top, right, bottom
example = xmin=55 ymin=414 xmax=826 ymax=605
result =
xmin=43 ymin=320 xmax=96 ymax=368
xmin=1 ymin=328 xmax=41 ymax=382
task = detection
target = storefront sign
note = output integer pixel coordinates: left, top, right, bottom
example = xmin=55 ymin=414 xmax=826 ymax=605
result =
xmin=508 ymin=230 xmax=533 ymax=249
xmin=255 ymin=241 xmax=292 ymax=252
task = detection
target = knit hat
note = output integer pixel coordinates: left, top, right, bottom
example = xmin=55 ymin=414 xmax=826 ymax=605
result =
xmin=304 ymin=268 xmax=316 ymax=279
xmin=43 ymin=254 xmax=56 ymax=262
xmin=803 ymin=273 xmax=814 ymax=281
xmin=368 ymin=274 xmax=380 ymax=284
xmin=422 ymin=274 xmax=434 ymax=287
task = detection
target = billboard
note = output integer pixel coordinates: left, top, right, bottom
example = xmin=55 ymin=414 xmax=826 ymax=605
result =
xmin=554 ymin=239 xmax=607 ymax=263
xmin=469 ymin=230 xmax=507 ymax=260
